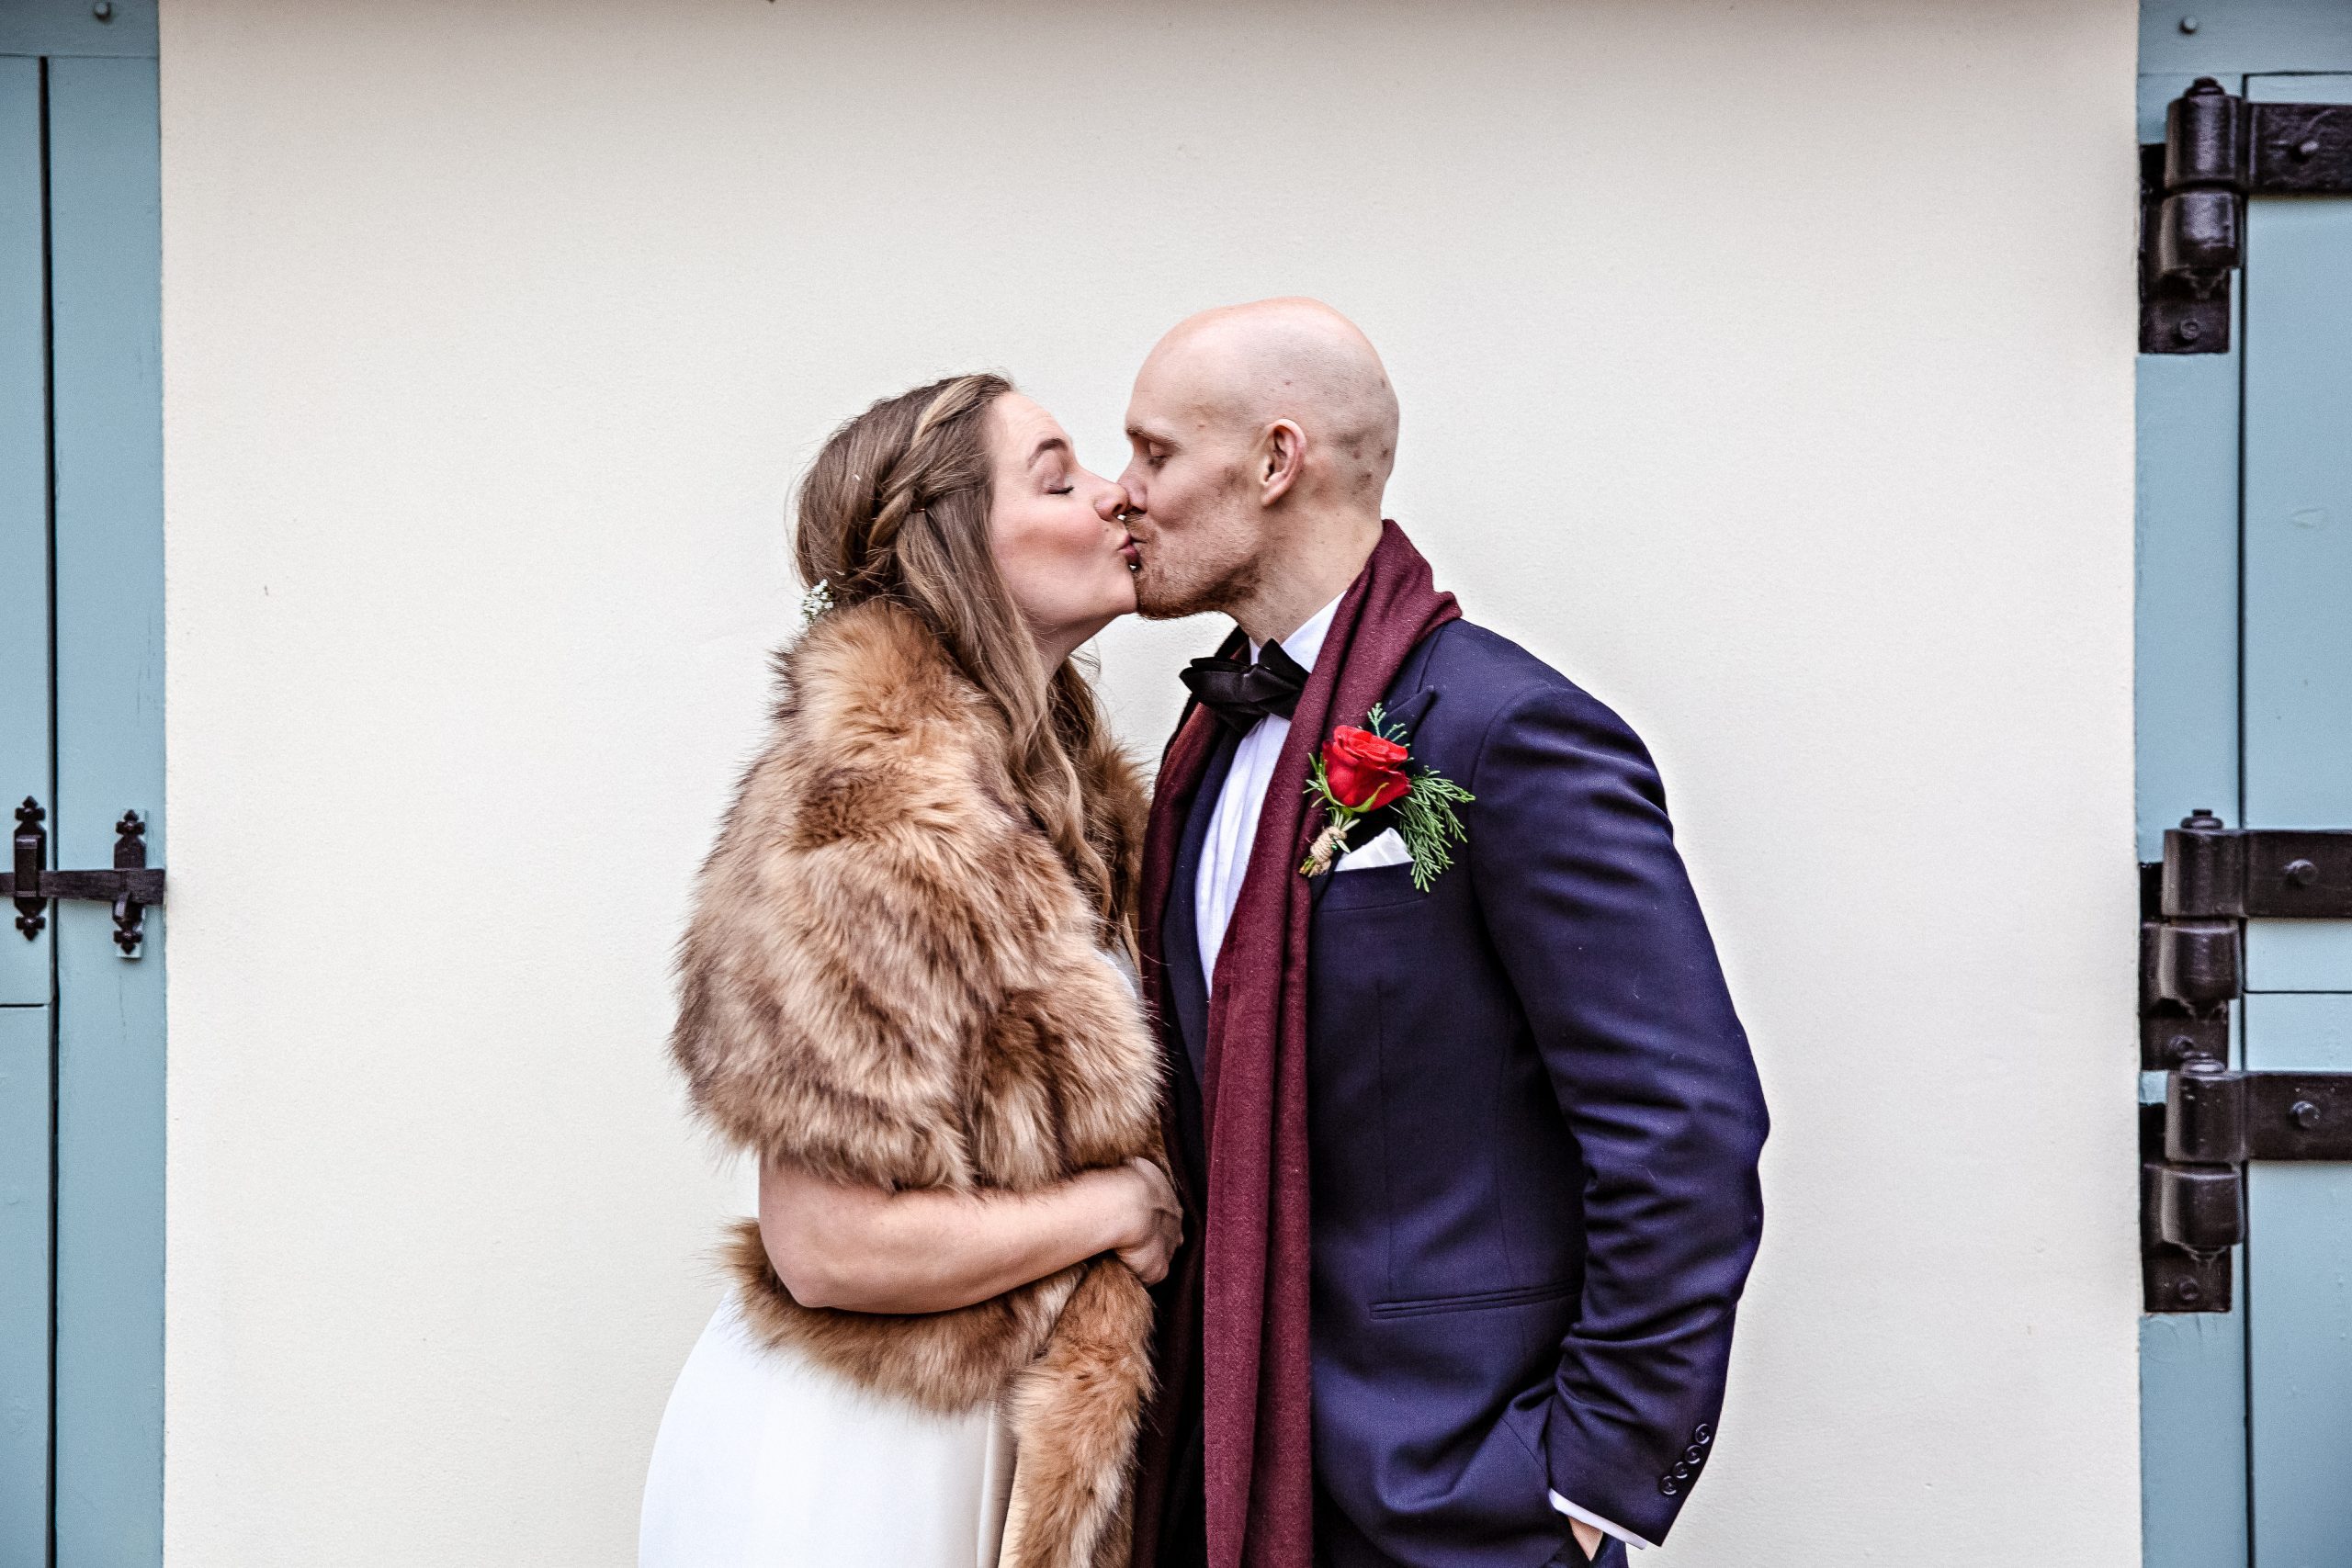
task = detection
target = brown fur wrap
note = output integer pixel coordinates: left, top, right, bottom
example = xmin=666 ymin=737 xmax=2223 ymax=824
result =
xmin=671 ymin=599 xmax=1161 ymax=1568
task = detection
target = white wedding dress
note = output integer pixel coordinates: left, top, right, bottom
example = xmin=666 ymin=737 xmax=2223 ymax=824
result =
xmin=639 ymin=946 xmax=1137 ymax=1568
xmin=638 ymin=1290 xmax=1016 ymax=1568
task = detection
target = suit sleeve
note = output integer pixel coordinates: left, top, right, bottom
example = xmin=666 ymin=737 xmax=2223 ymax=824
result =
xmin=1466 ymin=681 xmax=1768 ymax=1545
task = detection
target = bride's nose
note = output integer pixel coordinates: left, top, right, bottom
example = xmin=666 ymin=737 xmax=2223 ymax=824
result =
xmin=1097 ymin=481 xmax=1134 ymax=523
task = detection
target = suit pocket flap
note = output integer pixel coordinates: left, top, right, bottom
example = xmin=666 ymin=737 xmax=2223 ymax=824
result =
xmin=1367 ymin=1280 xmax=1577 ymax=1319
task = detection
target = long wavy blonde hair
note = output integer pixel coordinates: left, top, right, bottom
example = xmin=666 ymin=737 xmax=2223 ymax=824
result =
xmin=792 ymin=373 xmax=1136 ymax=938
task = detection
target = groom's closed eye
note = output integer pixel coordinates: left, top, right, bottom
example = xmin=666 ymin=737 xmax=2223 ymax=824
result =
xmin=1125 ymin=426 xmax=1174 ymax=468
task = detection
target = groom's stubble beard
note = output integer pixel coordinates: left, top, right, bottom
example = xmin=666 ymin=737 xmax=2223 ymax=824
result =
xmin=1130 ymin=475 xmax=1266 ymax=622
xmin=1133 ymin=545 xmax=1260 ymax=621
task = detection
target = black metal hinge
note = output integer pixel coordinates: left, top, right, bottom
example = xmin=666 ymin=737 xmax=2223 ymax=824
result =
xmin=0 ymin=796 xmax=165 ymax=956
xmin=2141 ymin=811 xmax=2352 ymax=1069
xmin=2139 ymin=810 xmax=2352 ymax=1312
xmin=2142 ymin=1059 xmax=2352 ymax=1312
xmin=2141 ymin=77 xmax=2352 ymax=354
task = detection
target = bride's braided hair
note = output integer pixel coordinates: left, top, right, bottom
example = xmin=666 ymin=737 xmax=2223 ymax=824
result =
xmin=793 ymin=374 xmax=1135 ymax=937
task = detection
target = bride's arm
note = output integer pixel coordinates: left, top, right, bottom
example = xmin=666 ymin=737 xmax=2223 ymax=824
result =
xmin=759 ymin=1156 xmax=1180 ymax=1314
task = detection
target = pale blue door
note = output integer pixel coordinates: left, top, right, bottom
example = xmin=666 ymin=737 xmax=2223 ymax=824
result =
xmin=2239 ymin=67 xmax=2352 ymax=1568
xmin=0 ymin=4 xmax=164 ymax=1565
xmin=2138 ymin=5 xmax=2352 ymax=1564
xmin=0 ymin=49 xmax=60 ymax=1568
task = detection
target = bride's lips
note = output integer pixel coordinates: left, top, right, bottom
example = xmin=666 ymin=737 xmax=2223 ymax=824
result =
xmin=1120 ymin=537 xmax=1141 ymax=569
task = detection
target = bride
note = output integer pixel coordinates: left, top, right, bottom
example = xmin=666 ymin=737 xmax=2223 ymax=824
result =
xmin=640 ymin=374 xmax=1179 ymax=1568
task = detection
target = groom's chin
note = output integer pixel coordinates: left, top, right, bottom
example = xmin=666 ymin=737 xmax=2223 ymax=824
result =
xmin=1129 ymin=579 xmax=1197 ymax=621
xmin=1132 ymin=565 xmax=1246 ymax=623
xmin=1135 ymin=595 xmax=1220 ymax=623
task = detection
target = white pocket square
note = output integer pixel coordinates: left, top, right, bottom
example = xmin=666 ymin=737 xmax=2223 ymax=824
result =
xmin=1334 ymin=827 xmax=1412 ymax=872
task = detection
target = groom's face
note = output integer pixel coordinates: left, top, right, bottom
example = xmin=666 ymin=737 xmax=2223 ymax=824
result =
xmin=1118 ymin=356 xmax=1265 ymax=621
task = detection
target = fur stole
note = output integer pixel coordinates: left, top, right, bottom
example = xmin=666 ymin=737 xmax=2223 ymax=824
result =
xmin=671 ymin=599 xmax=1161 ymax=1568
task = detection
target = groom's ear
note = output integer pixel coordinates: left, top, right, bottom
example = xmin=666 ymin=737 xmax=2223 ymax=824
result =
xmin=1259 ymin=418 xmax=1306 ymax=506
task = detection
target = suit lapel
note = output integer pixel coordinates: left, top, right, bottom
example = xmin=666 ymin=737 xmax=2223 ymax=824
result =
xmin=1166 ymin=728 xmax=1238 ymax=1084
xmin=1381 ymin=686 xmax=1440 ymax=739
xmin=1159 ymin=727 xmax=1238 ymax=1202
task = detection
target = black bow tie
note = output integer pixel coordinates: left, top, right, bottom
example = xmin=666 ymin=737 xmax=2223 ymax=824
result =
xmin=1182 ymin=639 xmax=1311 ymax=734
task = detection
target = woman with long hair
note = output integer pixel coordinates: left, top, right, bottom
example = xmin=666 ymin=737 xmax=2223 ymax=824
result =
xmin=639 ymin=375 xmax=1176 ymax=1568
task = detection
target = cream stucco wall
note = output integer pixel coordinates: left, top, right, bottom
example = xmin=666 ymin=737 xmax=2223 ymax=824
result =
xmin=157 ymin=2 xmax=2143 ymax=1562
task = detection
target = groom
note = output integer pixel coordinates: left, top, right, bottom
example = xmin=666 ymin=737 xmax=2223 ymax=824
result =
xmin=1120 ymin=300 xmax=1768 ymax=1568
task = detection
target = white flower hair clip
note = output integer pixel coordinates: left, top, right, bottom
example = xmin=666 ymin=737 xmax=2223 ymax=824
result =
xmin=797 ymin=579 xmax=835 ymax=628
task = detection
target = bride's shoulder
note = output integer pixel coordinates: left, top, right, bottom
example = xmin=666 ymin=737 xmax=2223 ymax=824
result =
xmin=695 ymin=601 xmax=1016 ymax=878
xmin=751 ymin=602 xmax=1016 ymax=816
xmin=775 ymin=600 xmax=988 ymax=748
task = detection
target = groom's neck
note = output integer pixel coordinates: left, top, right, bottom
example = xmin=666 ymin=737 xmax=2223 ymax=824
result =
xmin=1230 ymin=506 xmax=1384 ymax=649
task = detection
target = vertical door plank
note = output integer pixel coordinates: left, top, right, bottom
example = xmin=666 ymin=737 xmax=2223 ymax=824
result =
xmin=0 ymin=1005 xmax=52 ymax=1568
xmin=2134 ymin=72 xmax=2245 ymax=863
xmin=2242 ymin=72 xmax=2352 ymax=1568
xmin=47 ymin=52 xmax=161 ymax=873
xmin=43 ymin=54 xmax=162 ymax=1568
xmin=2244 ymin=994 xmax=2352 ymax=1565
xmin=2134 ymin=348 xmax=2244 ymax=858
xmin=0 ymin=59 xmax=49 ymax=1010
xmin=0 ymin=60 xmax=57 ymax=1568
xmin=2243 ymin=73 xmax=2352 ymax=987
xmin=2135 ymin=66 xmax=2252 ymax=1568
xmin=2139 ymin=1305 xmax=2249 ymax=1568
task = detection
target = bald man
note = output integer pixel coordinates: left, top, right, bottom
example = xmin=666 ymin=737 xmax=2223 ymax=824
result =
xmin=1121 ymin=301 xmax=1767 ymax=1568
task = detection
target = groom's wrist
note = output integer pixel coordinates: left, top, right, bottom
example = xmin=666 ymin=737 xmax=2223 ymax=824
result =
xmin=1549 ymin=1488 xmax=1657 ymax=1552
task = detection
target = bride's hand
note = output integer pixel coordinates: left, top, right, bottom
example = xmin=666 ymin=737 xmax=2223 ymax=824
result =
xmin=1107 ymin=1158 xmax=1182 ymax=1284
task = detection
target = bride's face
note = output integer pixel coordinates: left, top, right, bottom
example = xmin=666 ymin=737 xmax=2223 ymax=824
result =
xmin=986 ymin=393 xmax=1138 ymax=657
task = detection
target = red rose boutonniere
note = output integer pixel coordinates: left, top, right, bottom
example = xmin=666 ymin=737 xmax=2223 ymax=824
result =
xmin=1300 ymin=704 xmax=1474 ymax=890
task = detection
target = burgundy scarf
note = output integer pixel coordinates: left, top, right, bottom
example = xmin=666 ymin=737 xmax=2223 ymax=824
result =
xmin=1136 ymin=523 xmax=1458 ymax=1568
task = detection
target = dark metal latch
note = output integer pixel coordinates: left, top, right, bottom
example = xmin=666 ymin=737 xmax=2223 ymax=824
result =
xmin=0 ymin=796 xmax=164 ymax=956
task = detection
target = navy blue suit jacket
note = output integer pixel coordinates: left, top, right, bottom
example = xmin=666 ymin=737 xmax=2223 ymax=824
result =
xmin=1159 ymin=618 xmax=1768 ymax=1567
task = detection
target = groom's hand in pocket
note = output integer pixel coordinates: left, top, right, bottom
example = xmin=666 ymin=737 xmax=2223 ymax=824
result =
xmin=1568 ymin=1520 xmax=1602 ymax=1562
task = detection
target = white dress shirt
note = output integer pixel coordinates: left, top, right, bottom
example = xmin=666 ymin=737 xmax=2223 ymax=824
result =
xmin=1189 ymin=595 xmax=1648 ymax=1554
xmin=1194 ymin=595 xmax=1341 ymax=988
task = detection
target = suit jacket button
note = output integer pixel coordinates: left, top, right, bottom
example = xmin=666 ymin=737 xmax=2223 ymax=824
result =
xmin=1685 ymin=1445 xmax=1705 ymax=1463
xmin=1694 ymin=1424 xmax=1713 ymax=1444
xmin=1660 ymin=1479 xmax=1679 ymax=1496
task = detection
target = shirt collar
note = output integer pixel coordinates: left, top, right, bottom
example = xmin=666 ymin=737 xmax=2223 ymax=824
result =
xmin=1246 ymin=592 xmax=1344 ymax=676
